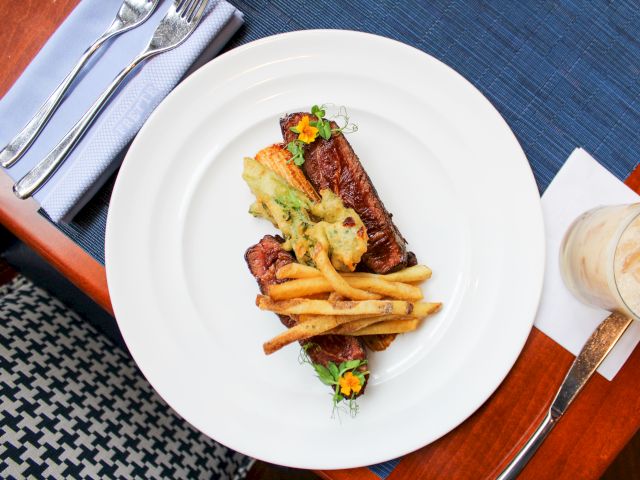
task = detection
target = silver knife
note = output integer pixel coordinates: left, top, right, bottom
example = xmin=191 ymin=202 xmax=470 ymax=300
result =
xmin=496 ymin=312 xmax=633 ymax=480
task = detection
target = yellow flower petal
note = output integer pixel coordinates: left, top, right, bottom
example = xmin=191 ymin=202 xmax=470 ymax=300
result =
xmin=351 ymin=379 xmax=362 ymax=394
xmin=294 ymin=115 xmax=310 ymax=132
xmin=339 ymin=371 xmax=362 ymax=396
xmin=295 ymin=115 xmax=319 ymax=144
xmin=340 ymin=383 xmax=351 ymax=396
xmin=299 ymin=127 xmax=319 ymax=144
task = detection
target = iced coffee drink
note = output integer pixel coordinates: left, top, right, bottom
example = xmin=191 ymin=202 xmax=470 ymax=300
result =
xmin=560 ymin=203 xmax=640 ymax=321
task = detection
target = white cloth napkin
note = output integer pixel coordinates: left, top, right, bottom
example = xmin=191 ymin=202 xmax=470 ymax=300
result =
xmin=536 ymin=148 xmax=640 ymax=380
xmin=0 ymin=0 xmax=243 ymax=222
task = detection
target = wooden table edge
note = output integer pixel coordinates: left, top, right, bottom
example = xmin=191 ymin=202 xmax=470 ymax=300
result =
xmin=0 ymin=171 xmax=112 ymax=314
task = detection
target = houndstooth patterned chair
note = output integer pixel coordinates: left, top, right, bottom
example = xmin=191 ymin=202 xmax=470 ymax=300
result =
xmin=0 ymin=275 xmax=253 ymax=479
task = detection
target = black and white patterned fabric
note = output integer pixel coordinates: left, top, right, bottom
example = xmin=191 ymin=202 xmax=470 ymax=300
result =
xmin=0 ymin=276 xmax=253 ymax=479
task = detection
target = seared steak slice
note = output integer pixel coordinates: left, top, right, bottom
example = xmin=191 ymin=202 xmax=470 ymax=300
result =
xmin=281 ymin=112 xmax=412 ymax=273
xmin=245 ymin=236 xmax=367 ymax=378
xmin=245 ymin=234 xmax=294 ymax=296
xmin=302 ymin=335 xmax=367 ymax=369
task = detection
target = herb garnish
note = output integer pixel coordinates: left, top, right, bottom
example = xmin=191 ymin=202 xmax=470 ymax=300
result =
xmin=300 ymin=343 xmax=369 ymax=418
xmin=286 ymin=140 xmax=306 ymax=166
xmin=286 ymin=104 xmax=358 ymax=167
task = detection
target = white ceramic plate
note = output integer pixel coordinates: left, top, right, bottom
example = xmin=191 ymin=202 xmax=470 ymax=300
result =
xmin=106 ymin=30 xmax=544 ymax=469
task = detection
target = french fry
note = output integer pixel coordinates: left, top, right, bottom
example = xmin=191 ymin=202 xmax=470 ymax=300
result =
xmin=263 ymin=309 xmax=433 ymax=353
xmin=299 ymin=313 xmax=383 ymax=323
xmin=263 ymin=313 xmax=383 ymax=353
xmin=344 ymin=265 xmax=432 ymax=283
xmin=268 ymin=275 xmax=423 ymax=301
xmin=312 ymin=246 xmax=380 ymax=300
xmin=269 ymin=278 xmax=332 ymax=299
xmin=276 ymin=263 xmax=432 ymax=283
xmin=349 ymin=277 xmax=423 ymax=300
xmin=257 ymin=295 xmax=442 ymax=317
xmin=276 ymin=262 xmax=319 ymax=280
xmin=263 ymin=315 xmax=342 ymax=354
xmin=347 ymin=319 xmax=421 ymax=336
xmin=326 ymin=315 xmax=402 ymax=334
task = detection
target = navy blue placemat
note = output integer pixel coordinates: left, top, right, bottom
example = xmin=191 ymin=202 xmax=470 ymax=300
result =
xmin=41 ymin=172 xmax=115 ymax=265
xmin=368 ymin=458 xmax=401 ymax=479
xmin=45 ymin=1 xmax=640 ymax=476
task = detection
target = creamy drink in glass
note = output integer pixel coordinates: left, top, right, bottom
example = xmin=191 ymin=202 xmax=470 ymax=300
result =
xmin=560 ymin=203 xmax=640 ymax=321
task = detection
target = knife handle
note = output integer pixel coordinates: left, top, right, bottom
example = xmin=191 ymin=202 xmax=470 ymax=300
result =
xmin=550 ymin=312 xmax=632 ymax=414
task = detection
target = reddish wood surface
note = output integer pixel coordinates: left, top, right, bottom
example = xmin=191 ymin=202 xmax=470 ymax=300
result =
xmin=626 ymin=162 xmax=640 ymax=193
xmin=0 ymin=0 xmax=81 ymax=96
xmin=0 ymin=0 xmax=111 ymax=314
xmin=1 ymin=3 xmax=639 ymax=479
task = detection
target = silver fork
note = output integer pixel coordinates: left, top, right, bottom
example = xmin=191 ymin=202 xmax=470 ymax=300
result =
xmin=13 ymin=0 xmax=209 ymax=200
xmin=0 ymin=0 xmax=160 ymax=169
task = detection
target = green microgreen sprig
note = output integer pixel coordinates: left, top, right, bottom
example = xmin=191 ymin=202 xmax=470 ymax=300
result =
xmin=299 ymin=343 xmax=368 ymax=418
xmin=286 ymin=104 xmax=358 ymax=167
xmin=310 ymin=105 xmax=332 ymax=140
xmin=286 ymin=140 xmax=305 ymax=166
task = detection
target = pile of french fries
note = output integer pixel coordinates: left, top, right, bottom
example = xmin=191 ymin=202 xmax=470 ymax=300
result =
xmin=258 ymin=261 xmax=441 ymax=354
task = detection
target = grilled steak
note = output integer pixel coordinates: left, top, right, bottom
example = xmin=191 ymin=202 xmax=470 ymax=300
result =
xmin=245 ymin=235 xmax=367 ymax=377
xmin=281 ymin=112 xmax=414 ymax=273
xmin=245 ymin=234 xmax=294 ymax=298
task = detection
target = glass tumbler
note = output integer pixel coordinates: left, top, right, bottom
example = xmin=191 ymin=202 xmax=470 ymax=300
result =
xmin=560 ymin=203 xmax=640 ymax=321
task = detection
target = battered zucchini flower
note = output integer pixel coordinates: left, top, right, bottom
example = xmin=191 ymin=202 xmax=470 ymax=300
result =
xmin=339 ymin=371 xmax=362 ymax=396
xmin=293 ymin=115 xmax=319 ymax=144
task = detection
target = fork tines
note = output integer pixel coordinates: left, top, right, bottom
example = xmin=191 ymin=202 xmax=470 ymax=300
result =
xmin=176 ymin=0 xmax=208 ymax=23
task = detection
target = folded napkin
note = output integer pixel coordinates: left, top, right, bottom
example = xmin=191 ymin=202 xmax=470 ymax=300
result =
xmin=0 ymin=0 xmax=243 ymax=222
xmin=535 ymin=148 xmax=640 ymax=380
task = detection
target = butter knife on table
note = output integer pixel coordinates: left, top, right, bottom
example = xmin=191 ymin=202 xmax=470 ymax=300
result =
xmin=496 ymin=312 xmax=633 ymax=479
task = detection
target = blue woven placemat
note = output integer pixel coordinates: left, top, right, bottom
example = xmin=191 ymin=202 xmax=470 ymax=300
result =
xmin=46 ymin=1 xmax=640 ymax=476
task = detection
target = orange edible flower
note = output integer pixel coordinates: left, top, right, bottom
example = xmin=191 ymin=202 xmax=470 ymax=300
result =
xmin=295 ymin=115 xmax=319 ymax=144
xmin=339 ymin=371 xmax=362 ymax=396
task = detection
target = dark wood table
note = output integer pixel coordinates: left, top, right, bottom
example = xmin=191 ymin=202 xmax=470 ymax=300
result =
xmin=2 ymin=2 xmax=639 ymax=479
